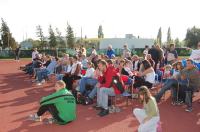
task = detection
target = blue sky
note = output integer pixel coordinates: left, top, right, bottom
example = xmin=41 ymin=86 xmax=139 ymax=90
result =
xmin=0 ymin=0 xmax=200 ymax=42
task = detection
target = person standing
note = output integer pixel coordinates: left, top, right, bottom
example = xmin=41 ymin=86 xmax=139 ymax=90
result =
xmin=133 ymin=86 xmax=160 ymax=132
xmin=32 ymin=48 xmax=39 ymax=61
xmin=122 ymin=44 xmax=131 ymax=59
xmin=15 ymin=45 xmax=21 ymax=61
xmin=148 ymin=45 xmax=160 ymax=71
xmin=166 ymin=43 xmax=178 ymax=64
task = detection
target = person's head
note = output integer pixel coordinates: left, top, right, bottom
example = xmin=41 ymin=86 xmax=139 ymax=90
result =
xmin=69 ymin=57 xmax=73 ymax=66
xmin=87 ymin=61 xmax=94 ymax=68
xmin=132 ymin=55 xmax=139 ymax=61
xmin=170 ymin=43 xmax=175 ymax=50
xmin=45 ymin=55 xmax=51 ymax=61
xmin=186 ymin=59 xmax=194 ymax=69
xmin=34 ymin=48 xmax=37 ymax=51
xmin=108 ymin=45 xmax=112 ymax=50
xmin=124 ymin=44 xmax=128 ymax=49
xmin=197 ymin=42 xmax=200 ymax=49
xmin=55 ymin=80 xmax=66 ymax=91
xmin=141 ymin=60 xmax=151 ymax=70
xmin=106 ymin=59 xmax=114 ymax=66
xmin=145 ymin=45 xmax=149 ymax=49
xmin=176 ymin=61 xmax=184 ymax=71
xmin=124 ymin=60 xmax=132 ymax=68
xmin=139 ymin=86 xmax=151 ymax=103
xmin=164 ymin=64 xmax=172 ymax=71
xmin=82 ymin=54 xmax=86 ymax=59
xmin=63 ymin=53 xmax=69 ymax=58
xmin=145 ymin=54 xmax=152 ymax=60
xmin=172 ymin=62 xmax=178 ymax=70
xmin=119 ymin=59 xmax=125 ymax=67
xmin=98 ymin=60 xmax=107 ymax=72
xmin=156 ymin=44 xmax=160 ymax=49
xmin=72 ymin=56 xmax=78 ymax=63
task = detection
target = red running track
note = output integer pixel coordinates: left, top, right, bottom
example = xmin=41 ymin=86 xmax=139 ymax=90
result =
xmin=0 ymin=60 xmax=200 ymax=132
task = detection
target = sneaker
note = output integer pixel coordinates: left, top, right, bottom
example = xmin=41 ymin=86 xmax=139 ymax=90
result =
xmin=131 ymin=93 xmax=138 ymax=99
xmin=171 ymin=101 xmax=178 ymax=106
xmin=108 ymin=106 xmax=115 ymax=113
xmin=93 ymin=105 xmax=103 ymax=110
xmin=177 ymin=101 xmax=184 ymax=106
xmin=98 ymin=109 xmax=109 ymax=117
xmin=84 ymin=97 xmax=93 ymax=105
xmin=32 ymin=80 xmax=37 ymax=83
xmin=122 ymin=91 xmax=131 ymax=97
xmin=185 ymin=107 xmax=193 ymax=112
xmin=43 ymin=118 xmax=56 ymax=124
xmin=28 ymin=114 xmax=41 ymax=122
xmin=36 ymin=83 xmax=42 ymax=86
xmin=41 ymin=79 xmax=45 ymax=84
xmin=114 ymin=106 xmax=121 ymax=113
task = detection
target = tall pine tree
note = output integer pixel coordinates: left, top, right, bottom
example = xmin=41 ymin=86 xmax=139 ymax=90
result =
xmin=98 ymin=25 xmax=104 ymax=38
xmin=48 ymin=25 xmax=57 ymax=48
xmin=56 ymin=27 xmax=66 ymax=48
xmin=0 ymin=18 xmax=17 ymax=49
xmin=157 ymin=27 xmax=162 ymax=46
xmin=66 ymin=23 xmax=75 ymax=48
xmin=167 ymin=27 xmax=172 ymax=44
xmin=36 ymin=25 xmax=45 ymax=49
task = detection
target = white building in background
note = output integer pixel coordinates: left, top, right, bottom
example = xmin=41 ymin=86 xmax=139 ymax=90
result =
xmin=20 ymin=41 xmax=33 ymax=49
xmin=99 ymin=34 xmax=154 ymax=49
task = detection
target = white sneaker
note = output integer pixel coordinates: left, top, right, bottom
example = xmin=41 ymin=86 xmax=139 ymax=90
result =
xmin=41 ymin=79 xmax=45 ymax=84
xmin=28 ymin=114 xmax=41 ymax=122
xmin=37 ymin=83 xmax=42 ymax=86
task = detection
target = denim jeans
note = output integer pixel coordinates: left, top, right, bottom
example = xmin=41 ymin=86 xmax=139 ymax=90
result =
xmin=155 ymin=79 xmax=178 ymax=102
xmin=88 ymin=87 xmax=97 ymax=99
xmin=171 ymin=79 xmax=189 ymax=102
xmin=179 ymin=86 xmax=193 ymax=108
xmin=37 ymin=68 xmax=50 ymax=82
xmin=79 ymin=77 xmax=98 ymax=94
xmin=97 ymin=87 xmax=115 ymax=109
xmin=56 ymin=74 xmax=64 ymax=81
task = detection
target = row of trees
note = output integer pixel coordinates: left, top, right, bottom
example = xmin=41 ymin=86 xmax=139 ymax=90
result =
xmin=0 ymin=17 xmax=200 ymax=49
xmin=35 ymin=24 xmax=104 ymax=49
xmin=156 ymin=27 xmax=182 ymax=47
xmin=0 ymin=18 xmax=18 ymax=49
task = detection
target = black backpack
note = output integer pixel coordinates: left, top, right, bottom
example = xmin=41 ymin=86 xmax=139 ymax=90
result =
xmin=111 ymin=74 xmax=125 ymax=94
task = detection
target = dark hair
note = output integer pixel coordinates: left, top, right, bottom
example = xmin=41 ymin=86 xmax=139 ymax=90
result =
xmin=176 ymin=61 xmax=184 ymax=70
xmin=186 ymin=59 xmax=194 ymax=64
xmin=145 ymin=45 xmax=149 ymax=48
xmin=106 ymin=59 xmax=113 ymax=65
xmin=141 ymin=60 xmax=151 ymax=70
xmin=73 ymin=56 xmax=78 ymax=60
xmin=139 ymin=86 xmax=151 ymax=103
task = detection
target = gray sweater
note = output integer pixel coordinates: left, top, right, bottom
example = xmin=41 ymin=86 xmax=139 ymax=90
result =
xmin=179 ymin=67 xmax=200 ymax=91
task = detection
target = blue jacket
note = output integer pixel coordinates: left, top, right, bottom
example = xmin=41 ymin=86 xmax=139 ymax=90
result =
xmin=107 ymin=49 xmax=115 ymax=59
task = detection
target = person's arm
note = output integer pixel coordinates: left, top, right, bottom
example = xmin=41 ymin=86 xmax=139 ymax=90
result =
xmin=174 ymin=50 xmax=178 ymax=59
xmin=140 ymin=67 xmax=154 ymax=76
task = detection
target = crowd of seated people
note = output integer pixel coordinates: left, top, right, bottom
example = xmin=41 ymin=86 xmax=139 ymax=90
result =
xmin=22 ymin=42 xmax=200 ymax=120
